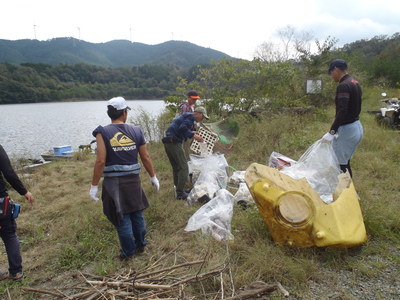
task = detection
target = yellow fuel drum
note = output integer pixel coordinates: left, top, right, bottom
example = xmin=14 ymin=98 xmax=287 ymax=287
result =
xmin=245 ymin=163 xmax=367 ymax=248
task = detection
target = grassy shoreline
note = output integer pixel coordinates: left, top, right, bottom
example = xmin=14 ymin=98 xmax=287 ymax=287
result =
xmin=1 ymin=86 xmax=399 ymax=299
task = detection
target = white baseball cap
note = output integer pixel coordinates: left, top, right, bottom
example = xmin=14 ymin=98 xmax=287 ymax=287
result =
xmin=108 ymin=97 xmax=131 ymax=110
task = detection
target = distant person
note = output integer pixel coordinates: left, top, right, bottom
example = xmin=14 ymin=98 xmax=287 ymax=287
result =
xmin=322 ymin=59 xmax=363 ymax=177
xmin=162 ymin=107 xmax=209 ymax=200
xmin=89 ymin=97 xmax=159 ymax=260
xmin=179 ymin=90 xmax=200 ymax=114
xmin=0 ymin=144 xmax=34 ymax=281
xmin=179 ymin=90 xmax=201 ymax=161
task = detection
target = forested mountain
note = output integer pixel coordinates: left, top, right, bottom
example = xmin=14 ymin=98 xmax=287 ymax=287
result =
xmin=0 ymin=38 xmax=231 ymax=68
xmin=335 ymin=33 xmax=400 ymax=85
xmin=1 ymin=34 xmax=398 ymax=104
xmin=0 ymin=63 xmax=185 ymax=103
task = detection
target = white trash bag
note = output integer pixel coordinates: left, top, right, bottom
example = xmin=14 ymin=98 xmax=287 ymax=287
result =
xmin=281 ymin=139 xmax=341 ymax=204
xmin=187 ymin=154 xmax=229 ymax=205
xmin=228 ymin=170 xmax=246 ymax=188
xmin=233 ymin=182 xmax=254 ymax=205
xmin=185 ymin=189 xmax=235 ymax=241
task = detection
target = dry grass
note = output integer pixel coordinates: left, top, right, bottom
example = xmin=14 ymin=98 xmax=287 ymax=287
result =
xmin=1 ymin=86 xmax=399 ymax=299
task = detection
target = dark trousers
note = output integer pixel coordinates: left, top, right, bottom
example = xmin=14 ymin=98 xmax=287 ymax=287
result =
xmin=116 ymin=211 xmax=147 ymax=258
xmin=0 ymin=218 xmax=22 ymax=275
xmin=182 ymin=137 xmax=193 ymax=162
xmin=163 ymin=142 xmax=188 ymax=193
xmin=340 ymin=161 xmax=353 ymax=178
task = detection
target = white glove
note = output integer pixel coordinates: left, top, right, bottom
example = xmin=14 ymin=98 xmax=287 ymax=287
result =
xmin=150 ymin=176 xmax=160 ymax=191
xmin=322 ymin=132 xmax=335 ymax=142
xmin=89 ymin=185 xmax=99 ymax=201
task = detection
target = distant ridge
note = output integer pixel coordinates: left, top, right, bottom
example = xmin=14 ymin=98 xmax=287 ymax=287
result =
xmin=0 ymin=38 xmax=232 ymax=68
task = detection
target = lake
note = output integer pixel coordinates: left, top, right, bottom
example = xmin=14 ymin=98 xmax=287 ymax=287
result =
xmin=0 ymin=100 xmax=165 ymax=159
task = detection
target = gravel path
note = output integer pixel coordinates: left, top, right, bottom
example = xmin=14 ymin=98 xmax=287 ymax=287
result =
xmin=290 ymin=245 xmax=400 ymax=299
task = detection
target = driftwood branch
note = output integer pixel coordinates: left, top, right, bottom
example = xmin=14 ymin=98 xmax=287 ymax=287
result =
xmin=171 ymin=266 xmax=226 ymax=287
xmin=87 ymin=280 xmax=172 ymax=290
xmin=224 ymin=281 xmax=289 ymax=299
xmin=22 ymin=288 xmax=65 ymax=298
xmin=277 ymin=282 xmax=290 ymax=297
xmin=80 ymin=272 xmax=108 ymax=300
xmin=135 ymin=259 xmax=205 ymax=280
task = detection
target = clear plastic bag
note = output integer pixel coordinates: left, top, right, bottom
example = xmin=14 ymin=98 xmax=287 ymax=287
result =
xmin=227 ymin=170 xmax=246 ymax=188
xmin=185 ymin=189 xmax=235 ymax=241
xmin=187 ymin=154 xmax=229 ymax=205
xmin=280 ymin=139 xmax=341 ymax=204
xmin=233 ymin=182 xmax=254 ymax=205
xmin=268 ymin=151 xmax=296 ymax=170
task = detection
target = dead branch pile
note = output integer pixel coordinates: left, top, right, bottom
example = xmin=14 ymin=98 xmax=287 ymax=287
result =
xmin=22 ymin=244 xmax=289 ymax=299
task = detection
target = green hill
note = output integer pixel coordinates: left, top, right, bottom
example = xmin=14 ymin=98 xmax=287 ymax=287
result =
xmin=0 ymin=38 xmax=232 ymax=68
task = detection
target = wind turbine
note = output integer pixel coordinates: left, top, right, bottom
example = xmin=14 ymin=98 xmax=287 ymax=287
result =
xmin=33 ymin=24 xmax=38 ymax=39
xmin=77 ymin=27 xmax=80 ymax=41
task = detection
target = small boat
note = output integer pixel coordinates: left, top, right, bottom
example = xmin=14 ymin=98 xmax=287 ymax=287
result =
xmin=41 ymin=145 xmax=74 ymax=161
xmin=22 ymin=159 xmax=52 ymax=169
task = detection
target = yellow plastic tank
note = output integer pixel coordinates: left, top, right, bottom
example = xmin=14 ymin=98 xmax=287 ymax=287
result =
xmin=245 ymin=163 xmax=367 ymax=248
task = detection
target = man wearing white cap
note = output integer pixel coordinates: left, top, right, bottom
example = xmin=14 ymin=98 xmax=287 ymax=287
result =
xmin=89 ymin=96 xmax=159 ymax=260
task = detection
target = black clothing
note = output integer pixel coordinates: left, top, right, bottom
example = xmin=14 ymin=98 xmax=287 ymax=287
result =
xmin=102 ymin=174 xmax=149 ymax=226
xmin=330 ymin=74 xmax=362 ymax=133
xmin=0 ymin=144 xmax=25 ymax=276
xmin=92 ymin=124 xmax=145 ymax=167
xmin=0 ymin=218 xmax=22 ymax=274
xmin=0 ymin=145 xmax=27 ymax=198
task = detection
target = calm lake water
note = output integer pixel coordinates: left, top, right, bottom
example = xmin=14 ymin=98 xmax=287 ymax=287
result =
xmin=0 ymin=100 xmax=165 ymax=159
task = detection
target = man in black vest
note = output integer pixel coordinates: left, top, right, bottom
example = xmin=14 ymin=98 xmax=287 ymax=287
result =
xmin=89 ymin=97 xmax=159 ymax=260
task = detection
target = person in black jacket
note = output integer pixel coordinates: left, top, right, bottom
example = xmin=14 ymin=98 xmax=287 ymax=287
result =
xmin=0 ymin=144 xmax=34 ymax=281
xmin=322 ymin=59 xmax=363 ymax=177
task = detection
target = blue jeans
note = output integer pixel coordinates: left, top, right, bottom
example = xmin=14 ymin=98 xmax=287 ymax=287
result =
xmin=116 ymin=211 xmax=147 ymax=258
xmin=0 ymin=218 xmax=22 ymax=275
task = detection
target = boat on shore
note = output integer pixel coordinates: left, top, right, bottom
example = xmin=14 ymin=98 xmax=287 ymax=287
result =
xmin=41 ymin=145 xmax=74 ymax=161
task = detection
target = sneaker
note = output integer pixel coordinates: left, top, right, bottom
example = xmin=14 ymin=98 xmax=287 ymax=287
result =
xmin=115 ymin=249 xmax=134 ymax=261
xmin=11 ymin=272 xmax=23 ymax=280
xmin=0 ymin=271 xmax=23 ymax=281
xmin=136 ymin=246 xmax=145 ymax=254
xmin=0 ymin=272 xmax=8 ymax=281
xmin=115 ymin=254 xmax=133 ymax=261
xmin=176 ymin=191 xmax=189 ymax=200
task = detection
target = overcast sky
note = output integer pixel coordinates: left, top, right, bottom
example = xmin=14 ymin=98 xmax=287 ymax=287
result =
xmin=1 ymin=0 xmax=399 ymax=60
